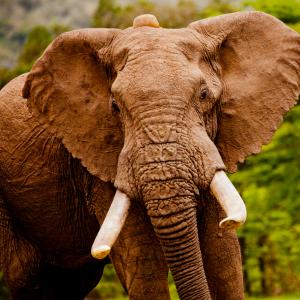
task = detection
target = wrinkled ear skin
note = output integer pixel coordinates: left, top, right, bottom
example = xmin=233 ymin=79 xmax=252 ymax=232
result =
xmin=23 ymin=29 xmax=123 ymax=182
xmin=189 ymin=12 xmax=300 ymax=172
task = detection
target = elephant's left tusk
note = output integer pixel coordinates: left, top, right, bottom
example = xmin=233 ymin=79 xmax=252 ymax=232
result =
xmin=210 ymin=170 xmax=247 ymax=229
xmin=91 ymin=190 xmax=130 ymax=260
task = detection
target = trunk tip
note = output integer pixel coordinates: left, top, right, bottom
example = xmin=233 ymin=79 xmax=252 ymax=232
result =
xmin=91 ymin=245 xmax=111 ymax=260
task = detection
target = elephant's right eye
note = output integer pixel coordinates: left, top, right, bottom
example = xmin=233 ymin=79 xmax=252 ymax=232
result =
xmin=111 ymin=98 xmax=120 ymax=113
xmin=200 ymin=88 xmax=209 ymax=101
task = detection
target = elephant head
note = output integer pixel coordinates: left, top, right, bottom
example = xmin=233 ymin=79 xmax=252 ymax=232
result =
xmin=23 ymin=12 xmax=300 ymax=299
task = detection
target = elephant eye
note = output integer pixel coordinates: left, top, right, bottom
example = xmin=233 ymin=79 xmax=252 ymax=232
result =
xmin=199 ymin=88 xmax=209 ymax=101
xmin=111 ymin=98 xmax=120 ymax=113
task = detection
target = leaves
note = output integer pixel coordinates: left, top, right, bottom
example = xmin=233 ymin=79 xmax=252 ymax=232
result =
xmin=0 ymin=23 xmax=71 ymax=89
xmin=243 ymin=0 xmax=300 ymax=23
xmin=231 ymin=104 xmax=300 ymax=295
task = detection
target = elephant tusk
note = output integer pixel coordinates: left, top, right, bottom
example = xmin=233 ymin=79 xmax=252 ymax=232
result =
xmin=91 ymin=190 xmax=130 ymax=260
xmin=210 ymin=170 xmax=247 ymax=229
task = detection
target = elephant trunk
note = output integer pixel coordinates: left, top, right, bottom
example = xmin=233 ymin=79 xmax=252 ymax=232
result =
xmin=139 ymin=143 xmax=212 ymax=299
xmin=146 ymin=195 xmax=211 ymax=299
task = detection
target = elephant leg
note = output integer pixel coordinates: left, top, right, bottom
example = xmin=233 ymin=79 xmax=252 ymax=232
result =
xmin=198 ymin=194 xmax=244 ymax=300
xmin=0 ymin=193 xmax=41 ymax=299
xmin=110 ymin=200 xmax=170 ymax=300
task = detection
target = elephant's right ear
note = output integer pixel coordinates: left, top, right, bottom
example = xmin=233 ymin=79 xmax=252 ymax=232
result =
xmin=23 ymin=29 xmax=123 ymax=182
xmin=189 ymin=12 xmax=300 ymax=172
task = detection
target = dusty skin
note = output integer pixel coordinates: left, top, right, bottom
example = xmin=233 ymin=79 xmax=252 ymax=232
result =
xmin=0 ymin=12 xmax=300 ymax=300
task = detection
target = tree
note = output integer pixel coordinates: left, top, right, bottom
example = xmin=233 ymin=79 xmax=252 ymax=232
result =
xmin=244 ymin=0 xmax=300 ymax=24
xmin=18 ymin=26 xmax=52 ymax=68
xmin=0 ymin=24 xmax=70 ymax=89
xmin=92 ymin=0 xmax=124 ymax=28
xmin=200 ymin=0 xmax=238 ymax=18
xmin=92 ymin=0 xmax=200 ymax=29
xmin=231 ymin=104 xmax=300 ymax=295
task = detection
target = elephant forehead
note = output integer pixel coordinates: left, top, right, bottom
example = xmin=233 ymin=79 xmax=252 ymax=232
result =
xmin=111 ymin=58 xmax=201 ymax=103
xmin=110 ymin=30 xmax=206 ymax=90
xmin=112 ymin=27 xmax=206 ymax=61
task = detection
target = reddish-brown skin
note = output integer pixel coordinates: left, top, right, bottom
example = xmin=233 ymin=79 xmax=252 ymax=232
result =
xmin=0 ymin=12 xmax=300 ymax=300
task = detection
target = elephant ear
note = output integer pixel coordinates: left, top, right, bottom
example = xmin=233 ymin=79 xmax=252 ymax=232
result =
xmin=189 ymin=12 xmax=300 ymax=172
xmin=23 ymin=29 xmax=123 ymax=182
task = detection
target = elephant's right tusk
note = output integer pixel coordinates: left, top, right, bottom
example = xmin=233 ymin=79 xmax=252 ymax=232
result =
xmin=210 ymin=170 xmax=247 ymax=229
xmin=91 ymin=190 xmax=130 ymax=260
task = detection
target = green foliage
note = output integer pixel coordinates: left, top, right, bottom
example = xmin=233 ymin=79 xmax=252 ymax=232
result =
xmin=232 ymin=104 xmax=300 ymax=295
xmin=18 ymin=24 xmax=70 ymax=69
xmin=92 ymin=0 xmax=124 ymax=28
xmin=243 ymin=0 xmax=300 ymax=23
xmin=92 ymin=0 xmax=203 ymax=29
xmin=289 ymin=22 xmax=300 ymax=33
xmin=0 ymin=273 xmax=8 ymax=300
xmin=92 ymin=0 xmax=240 ymax=30
xmin=0 ymin=23 xmax=70 ymax=89
xmin=92 ymin=0 xmax=161 ymax=29
xmin=50 ymin=24 xmax=71 ymax=37
xmin=200 ymin=0 xmax=239 ymax=18
xmin=158 ymin=0 xmax=200 ymax=28
xmin=90 ymin=264 xmax=127 ymax=299
xmin=17 ymin=26 xmax=52 ymax=68
xmin=88 ymin=268 xmax=180 ymax=299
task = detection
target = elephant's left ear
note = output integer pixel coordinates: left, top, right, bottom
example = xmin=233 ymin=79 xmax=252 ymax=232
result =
xmin=189 ymin=12 xmax=300 ymax=172
xmin=23 ymin=29 xmax=123 ymax=182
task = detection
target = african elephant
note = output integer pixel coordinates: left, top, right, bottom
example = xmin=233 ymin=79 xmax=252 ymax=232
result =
xmin=0 ymin=11 xmax=299 ymax=300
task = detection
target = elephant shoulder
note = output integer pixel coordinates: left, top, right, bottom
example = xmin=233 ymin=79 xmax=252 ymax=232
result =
xmin=0 ymin=74 xmax=37 ymax=132
xmin=0 ymin=73 xmax=29 ymax=114
xmin=0 ymin=74 xmax=47 ymax=166
xmin=0 ymin=73 xmax=29 ymax=120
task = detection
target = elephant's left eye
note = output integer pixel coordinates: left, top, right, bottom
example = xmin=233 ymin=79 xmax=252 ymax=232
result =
xmin=111 ymin=98 xmax=120 ymax=113
xmin=199 ymin=88 xmax=209 ymax=101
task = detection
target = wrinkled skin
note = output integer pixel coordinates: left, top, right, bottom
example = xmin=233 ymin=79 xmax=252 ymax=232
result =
xmin=0 ymin=12 xmax=300 ymax=300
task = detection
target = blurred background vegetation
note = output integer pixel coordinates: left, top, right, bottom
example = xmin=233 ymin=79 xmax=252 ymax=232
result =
xmin=1 ymin=0 xmax=300 ymax=299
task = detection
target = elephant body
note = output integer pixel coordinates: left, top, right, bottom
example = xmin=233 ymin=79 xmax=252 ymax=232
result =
xmin=0 ymin=75 xmax=243 ymax=299
xmin=0 ymin=11 xmax=299 ymax=300
xmin=0 ymin=74 xmax=105 ymax=298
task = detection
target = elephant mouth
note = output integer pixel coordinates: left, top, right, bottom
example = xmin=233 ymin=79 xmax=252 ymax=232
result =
xmin=91 ymin=170 xmax=247 ymax=260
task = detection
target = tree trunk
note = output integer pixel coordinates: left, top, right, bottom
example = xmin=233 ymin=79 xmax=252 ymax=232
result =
xmin=239 ymin=236 xmax=251 ymax=295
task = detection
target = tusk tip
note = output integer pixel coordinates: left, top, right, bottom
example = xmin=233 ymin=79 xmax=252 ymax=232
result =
xmin=219 ymin=216 xmax=245 ymax=230
xmin=91 ymin=245 xmax=111 ymax=260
